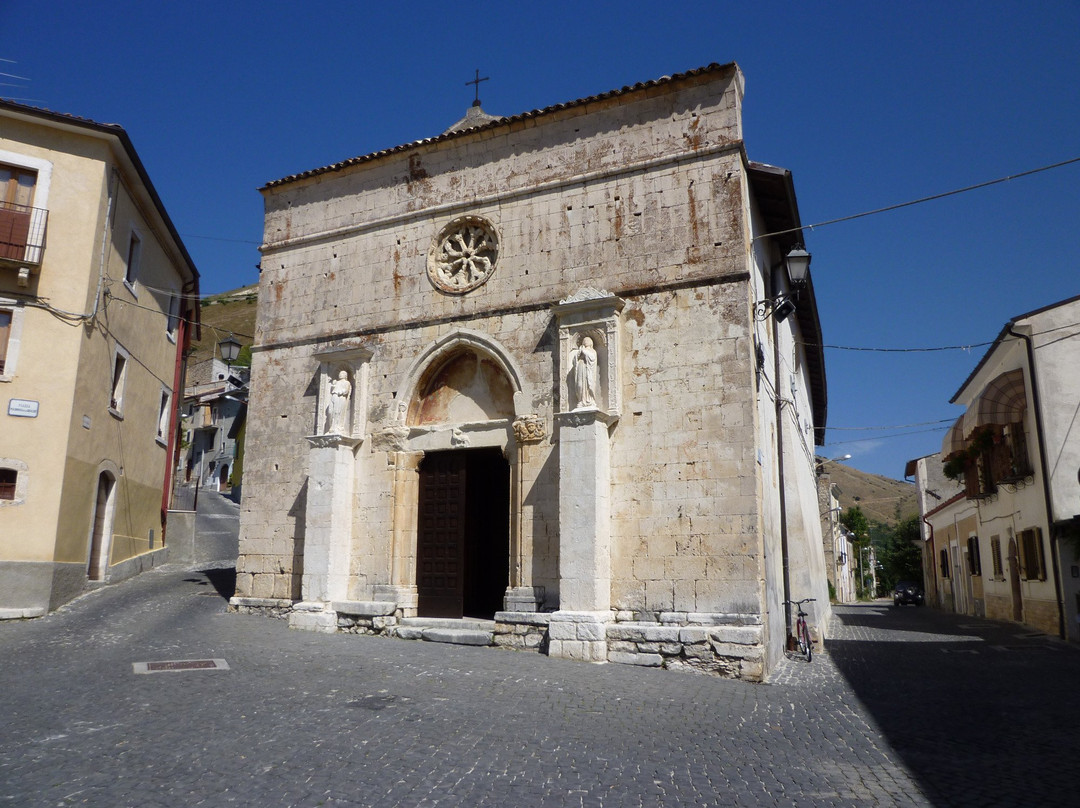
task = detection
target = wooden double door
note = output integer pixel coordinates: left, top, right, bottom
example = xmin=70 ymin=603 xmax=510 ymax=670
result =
xmin=417 ymin=448 xmax=510 ymax=619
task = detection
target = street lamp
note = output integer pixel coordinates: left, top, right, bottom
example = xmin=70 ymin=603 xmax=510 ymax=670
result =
xmin=816 ymin=453 xmax=851 ymax=476
xmin=218 ymin=334 xmax=242 ymax=369
xmin=754 ymin=246 xmax=812 ymax=322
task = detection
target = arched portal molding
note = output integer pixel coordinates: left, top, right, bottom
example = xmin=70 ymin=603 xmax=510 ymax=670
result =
xmin=393 ymin=328 xmax=531 ymax=426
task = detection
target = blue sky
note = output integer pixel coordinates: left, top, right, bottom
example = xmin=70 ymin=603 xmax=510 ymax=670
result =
xmin=4 ymin=1 xmax=1079 ymax=482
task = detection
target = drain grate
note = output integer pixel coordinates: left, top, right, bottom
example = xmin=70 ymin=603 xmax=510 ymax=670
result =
xmin=133 ymin=659 xmax=230 ymax=674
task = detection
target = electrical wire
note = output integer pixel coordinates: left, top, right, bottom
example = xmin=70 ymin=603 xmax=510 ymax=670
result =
xmin=827 ymin=418 xmax=956 ymax=431
xmin=755 ymin=156 xmax=1080 ymax=242
xmin=825 ymin=425 xmax=953 ymax=447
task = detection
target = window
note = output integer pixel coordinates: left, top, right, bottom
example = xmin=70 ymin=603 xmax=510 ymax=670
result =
xmin=157 ymin=388 xmax=172 ymax=443
xmin=110 ymin=348 xmax=129 ymax=414
xmin=940 ymin=549 xmax=950 ymax=579
xmin=0 ymin=468 xmax=15 ymax=500
xmin=124 ymin=230 xmax=142 ymax=288
xmin=0 ymin=458 xmax=27 ymax=504
xmin=1018 ymin=528 xmax=1046 ymax=581
xmin=0 ymin=298 xmax=24 ymax=380
xmin=990 ymin=535 xmax=1003 ymax=578
xmin=166 ymin=293 xmax=180 ymax=340
xmin=967 ymin=536 xmax=982 ymax=576
xmin=0 ymin=308 xmax=10 ymax=375
xmin=0 ymin=164 xmax=36 ymax=261
xmin=1002 ymin=422 xmax=1032 ymax=479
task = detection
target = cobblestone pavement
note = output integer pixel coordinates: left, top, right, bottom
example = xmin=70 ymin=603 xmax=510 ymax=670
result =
xmin=1 ymin=569 xmax=1076 ymax=808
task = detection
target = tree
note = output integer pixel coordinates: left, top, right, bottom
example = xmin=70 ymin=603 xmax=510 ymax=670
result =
xmin=840 ymin=506 xmax=869 ymax=545
xmin=878 ymin=514 xmax=923 ymax=592
xmin=841 ymin=506 xmax=874 ymax=599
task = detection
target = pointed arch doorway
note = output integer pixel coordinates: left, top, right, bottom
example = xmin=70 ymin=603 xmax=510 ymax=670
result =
xmin=417 ymin=447 xmax=510 ymax=619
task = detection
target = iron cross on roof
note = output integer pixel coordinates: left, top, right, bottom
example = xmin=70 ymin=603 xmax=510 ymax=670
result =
xmin=466 ymin=69 xmax=489 ymax=107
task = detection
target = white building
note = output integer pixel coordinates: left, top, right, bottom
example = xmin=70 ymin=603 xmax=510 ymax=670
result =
xmin=910 ymin=294 xmax=1080 ymax=639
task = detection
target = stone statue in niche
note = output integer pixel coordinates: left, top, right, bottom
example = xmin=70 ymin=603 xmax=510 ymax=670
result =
xmin=571 ymin=336 xmax=599 ymax=410
xmin=325 ymin=371 xmax=352 ymax=434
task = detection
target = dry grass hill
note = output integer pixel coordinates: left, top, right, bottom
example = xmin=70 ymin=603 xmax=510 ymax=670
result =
xmin=191 ymin=285 xmax=919 ymax=524
xmin=187 ymin=284 xmax=259 ymax=365
xmin=820 ymin=460 xmax=918 ymax=526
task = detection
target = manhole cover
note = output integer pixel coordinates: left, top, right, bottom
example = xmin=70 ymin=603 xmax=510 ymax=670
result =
xmin=133 ymin=659 xmax=230 ymax=674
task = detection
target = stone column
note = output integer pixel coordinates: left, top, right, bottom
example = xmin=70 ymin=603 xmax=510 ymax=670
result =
xmin=504 ymin=415 xmax=547 ymax=613
xmin=290 ymin=434 xmax=360 ymax=633
xmin=548 ymin=409 xmax=614 ymax=661
xmin=372 ymin=450 xmax=422 ymax=616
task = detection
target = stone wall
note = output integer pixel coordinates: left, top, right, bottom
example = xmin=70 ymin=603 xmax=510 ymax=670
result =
xmin=239 ymin=69 xmax=755 ymax=612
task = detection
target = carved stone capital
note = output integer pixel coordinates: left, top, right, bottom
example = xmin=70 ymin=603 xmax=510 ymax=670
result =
xmin=371 ymin=425 xmax=411 ymax=453
xmin=305 ymin=434 xmax=362 ymax=450
xmin=512 ymin=414 xmax=546 ymax=443
xmin=555 ymin=409 xmax=617 ymax=430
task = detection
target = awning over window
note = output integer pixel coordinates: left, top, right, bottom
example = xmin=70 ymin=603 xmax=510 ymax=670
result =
xmin=963 ymin=368 xmax=1028 ymax=435
xmin=942 ymin=416 xmax=967 ymax=457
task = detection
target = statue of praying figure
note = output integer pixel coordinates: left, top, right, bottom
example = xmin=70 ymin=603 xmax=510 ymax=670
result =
xmin=326 ymin=370 xmax=352 ymax=434
xmin=572 ymin=336 xmax=599 ymax=410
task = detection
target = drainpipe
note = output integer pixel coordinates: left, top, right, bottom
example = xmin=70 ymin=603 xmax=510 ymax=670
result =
xmin=922 ymin=514 xmax=937 ymax=607
xmin=773 ymin=283 xmax=793 ymax=649
xmin=88 ymin=169 xmax=119 ymax=322
xmin=1007 ymin=325 xmax=1066 ymax=639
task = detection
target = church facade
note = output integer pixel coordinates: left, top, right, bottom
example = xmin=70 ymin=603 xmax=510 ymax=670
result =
xmin=232 ymin=63 xmax=829 ymax=680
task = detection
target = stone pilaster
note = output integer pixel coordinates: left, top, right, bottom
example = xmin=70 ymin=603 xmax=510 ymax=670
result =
xmin=549 ymin=409 xmax=614 ymax=661
xmin=378 ymin=450 xmax=423 ymax=616
xmin=289 ymin=434 xmax=360 ymax=632
xmin=505 ymin=414 xmax=546 ymax=612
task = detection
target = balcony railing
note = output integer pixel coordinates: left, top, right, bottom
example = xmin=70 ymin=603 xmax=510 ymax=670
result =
xmin=0 ymin=200 xmax=48 ymax=267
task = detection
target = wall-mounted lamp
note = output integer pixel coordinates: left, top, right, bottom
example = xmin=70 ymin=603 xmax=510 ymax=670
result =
xmin=218 ymin=334 xmax=242 ymax=370
xmin=754 ymin=246 xmax=811 ymax=322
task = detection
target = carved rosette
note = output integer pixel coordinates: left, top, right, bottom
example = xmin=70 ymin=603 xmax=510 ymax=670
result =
xmin=427 ymin=215 xmax=499 ymax=294
xmin=513 ymin=415 xmax=546 ymax=443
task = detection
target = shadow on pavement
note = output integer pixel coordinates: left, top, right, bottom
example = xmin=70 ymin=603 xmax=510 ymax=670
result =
xmin=826 ymin=605 xmax=1080 ymax=807
xmin=198 ymin=566 xmax=237 ymax=600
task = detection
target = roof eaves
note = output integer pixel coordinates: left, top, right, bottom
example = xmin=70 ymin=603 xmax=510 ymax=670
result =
xmin=261 ymin=62 xmax=739 ymax=190
xmin=747 ymin=162 xmax=828 ymax=445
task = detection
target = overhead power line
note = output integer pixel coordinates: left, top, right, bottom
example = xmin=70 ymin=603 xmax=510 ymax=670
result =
xmin=757 ymin=156 xmax=1080 ymax=242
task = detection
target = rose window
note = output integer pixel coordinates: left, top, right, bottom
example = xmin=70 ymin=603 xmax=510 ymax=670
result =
xmin=427 ymin=216 xmax=499 ymax=293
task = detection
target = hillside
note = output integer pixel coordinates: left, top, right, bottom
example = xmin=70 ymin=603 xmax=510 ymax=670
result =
xmin=188 ymin=285 xmax=259 ymax=365
xmin=820 ymin=461 xmax=918 ymax=526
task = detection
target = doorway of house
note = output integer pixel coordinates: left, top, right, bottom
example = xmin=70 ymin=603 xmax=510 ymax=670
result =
xmin=1008 ymin=538 xmax=1023 ymax=622
xmin=416 ymin=447 xmax=510 ymax=619
xmin=88 ymin=472 xmax=116 ymax=581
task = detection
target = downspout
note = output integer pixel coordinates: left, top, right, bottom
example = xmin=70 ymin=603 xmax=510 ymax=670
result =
xmin=922 ymin=514 xmax=937 ymax=607
xmin=774 ymin=286 xmax=793 ymax=650
xmin=160 ymin=291 xmax=192 ymax=536
xmin=1007 ymin=324 xmax=1066 ymax=639
xmin=88 ymin=169 xmax=119 ymax=322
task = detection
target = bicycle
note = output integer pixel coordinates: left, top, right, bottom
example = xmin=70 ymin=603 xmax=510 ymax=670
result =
xmin=786 ymin=598 xmax=816 ymax=662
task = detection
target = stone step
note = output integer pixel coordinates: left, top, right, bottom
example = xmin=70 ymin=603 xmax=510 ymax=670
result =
xmin=422 ymin=628 xmax=493 ymax=646
xmin=399 ymin=617 xmax=495 ymax=631
xmin=397 ymin=617 xmax=495 ymax=647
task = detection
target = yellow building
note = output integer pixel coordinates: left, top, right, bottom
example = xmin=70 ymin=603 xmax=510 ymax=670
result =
xmin=0 ymin=100 xmax=199 ymax=617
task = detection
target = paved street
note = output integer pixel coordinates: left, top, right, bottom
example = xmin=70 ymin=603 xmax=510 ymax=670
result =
xmin=1 ymin=562 xmax=1077 ymax=807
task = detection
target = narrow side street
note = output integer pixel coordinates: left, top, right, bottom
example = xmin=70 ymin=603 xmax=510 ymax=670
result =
xmin=1 ymin=549 xmax=1076 ymax=807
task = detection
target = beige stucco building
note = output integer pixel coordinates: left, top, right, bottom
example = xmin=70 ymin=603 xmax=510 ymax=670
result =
xmin=908 ymin=294 xmax=1080 ymax=640
xmin=0 ymin=101 xmax=199 ymax=617
xmin=233 ymin=63 xmax=830 ymax=679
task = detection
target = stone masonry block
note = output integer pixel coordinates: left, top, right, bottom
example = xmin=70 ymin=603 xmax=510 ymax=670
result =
xmin=609 ymin=651 xmax=663 ymax=667
xmin=708 ymin=626 xmax=760 ymax=645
